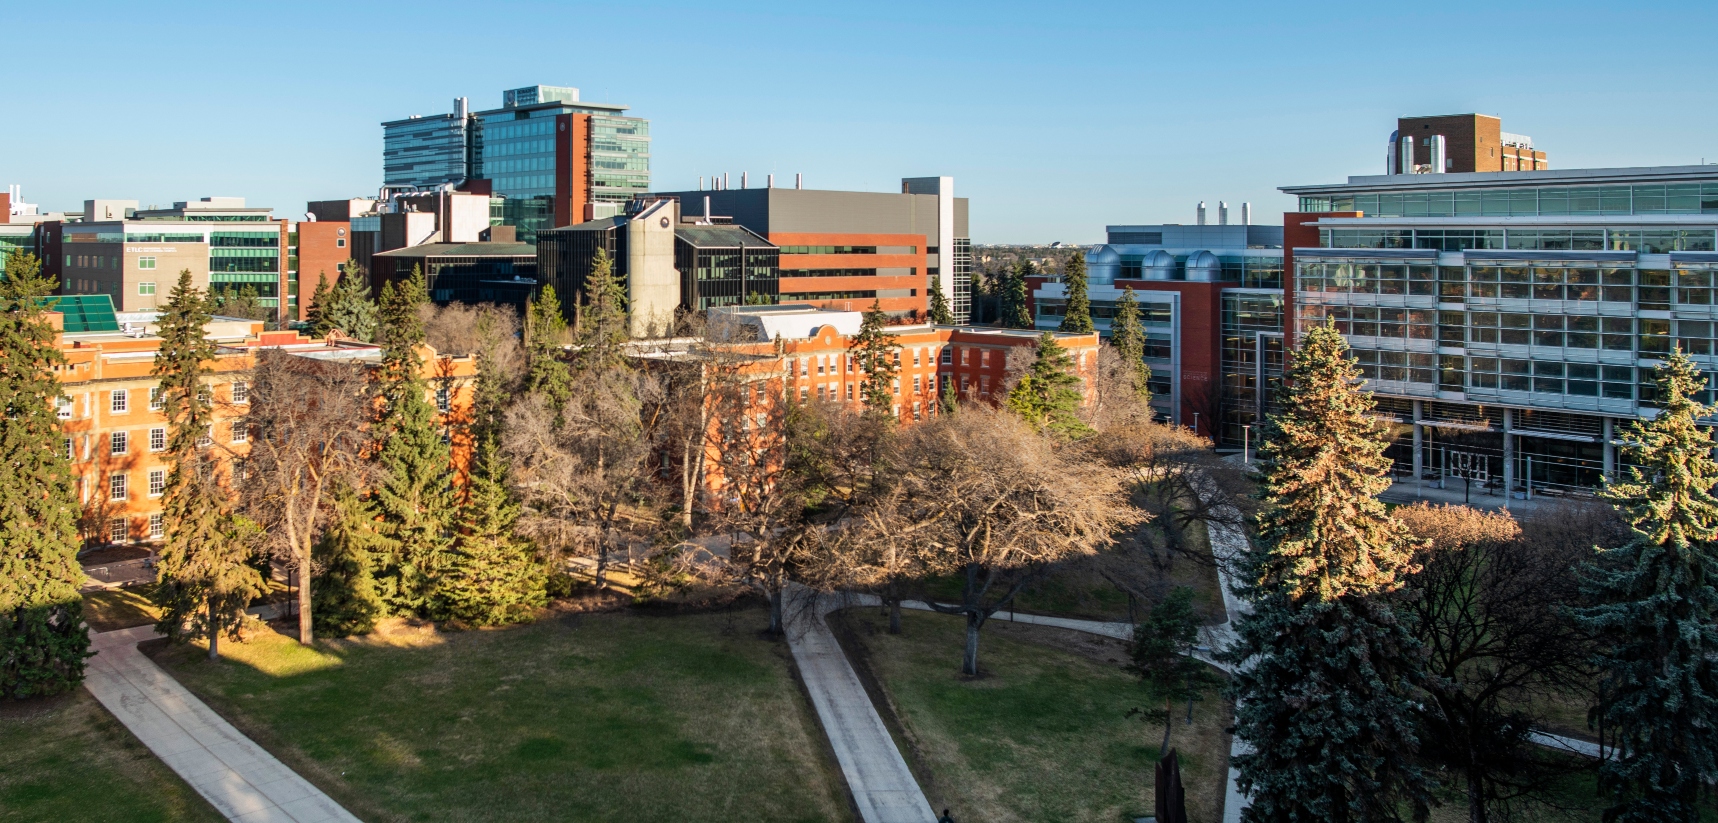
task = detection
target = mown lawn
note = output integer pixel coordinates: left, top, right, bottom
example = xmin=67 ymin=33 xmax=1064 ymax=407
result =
xmin=836 ymin=608 xmax=1232 ymax=823
xmin=0 ymin=690 xmax=223 ymax=823
xmin=151 ymin=609 xmax=850 ymax=823
xmin=82 ymin=586 xmax=161 ymax=632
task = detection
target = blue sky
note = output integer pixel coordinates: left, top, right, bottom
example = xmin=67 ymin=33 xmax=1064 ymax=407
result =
xmin=5 ymin=0 xmax=1715 ymax=243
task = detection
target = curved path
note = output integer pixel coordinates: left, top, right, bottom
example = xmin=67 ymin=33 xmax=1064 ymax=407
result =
xmin=84 ymin=625 xmax=364 ymax=823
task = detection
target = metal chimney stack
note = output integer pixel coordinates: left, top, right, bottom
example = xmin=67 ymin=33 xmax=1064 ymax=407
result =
xmin=1399 ymin=137 xmax=1414 ymax=175
xmin=741 ymin=172 xmax=748 ymax=189
xmin=795 ymin=173 xmax=802 ymax=190
xmin=1241 ymin=202 xmax=1252 ymax=225
xmin=722 ymin=172 xmax=729 ymax=190
xmin=1429 ymin=134 xmax=1447 ymax=174
xmin=698 ymin=176 xmax=704 ymax=191
xmin=454 ymin=97 xmax=468 ymax=119
xmin=704 ymin=196 xmax=711 ymax=222
xmin=1196 ymin=202 xmax=1207 ymax=226
xmin=767 ymin=173 xmax=774 ymax=188
xmin=1218 ymin=201 xmax=1229 ymax=225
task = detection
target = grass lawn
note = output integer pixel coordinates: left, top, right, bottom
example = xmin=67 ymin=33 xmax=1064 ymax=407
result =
xmin=834 ymin=608 xmax=1232 ymax=823
xmin=151 ymin=608 xmax=851 ymax=823
xmin=81 ymin=586 xmax=161 ymax=632
xmin=0 ymin=690 xmax=223 ymax=823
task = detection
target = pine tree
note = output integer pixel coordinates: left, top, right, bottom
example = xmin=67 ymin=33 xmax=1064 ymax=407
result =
xmin=321 ymin=264 xmax=377 ymax=342
xmin=439 ymin=437 xmax=545 ymax=626
xmin=1109 ymin=286 xmax=1153 ymax=403
xmin=304 ymin=272 xmax=333 ymax=336
xmin=1580 ymin=351 xmax=1718 ymax=822
xmin=577 ymin=247 xmax=630 ymax=370
xmin=927 ymin=276 xmax=954 ymax=325
xmin=999 ymin=260 xmax=1034 ymax=329
xmin=151 ymin=270 xmax=263 ymax=660
xmin=849 ymin=300 xmax=901 ymax=415
xmin=1222 ymin=321 xmax=1430 ymax=822
xmin=310 ymin=485 xmax=385 ymax=638
xmin=1128 ymin=587 xmax=1221 ymax=756
xmin=1058 ymin=251 xmax=1094 ymax=334
xmin=370 ymin=267 xmax=456 ymax=615
xmin=0 ymin=252 xmax=90 ymax=698
xmin=1005 ymin=332 xmax=1090 ymax=438
xmin=525 ymin=284 xmax=573 ymax=417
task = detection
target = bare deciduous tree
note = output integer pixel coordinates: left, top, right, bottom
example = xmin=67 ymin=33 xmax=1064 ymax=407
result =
xmin=240 ymin=348 xmax=374 ymax=644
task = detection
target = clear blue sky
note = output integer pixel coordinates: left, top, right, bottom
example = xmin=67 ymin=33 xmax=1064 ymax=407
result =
xmin=6 ymin=0 xmax=1715 ymax=243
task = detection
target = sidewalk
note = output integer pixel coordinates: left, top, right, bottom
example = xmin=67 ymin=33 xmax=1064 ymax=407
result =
xmin=84 ymin=625 xmax=363 ymax=823
xmin=784 ymin=590 xmax=937 ymax=823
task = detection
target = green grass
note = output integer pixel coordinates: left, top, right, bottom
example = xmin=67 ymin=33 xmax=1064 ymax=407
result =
xmin=0 ymin=690 xmax=224 ymax=823
xmin=837 ymin=608 xmax=1232 ymax=823
xmin=82 ymin=586 xmax=161 ymax=632
xmin=152 ymin=609 xmax=850 ymax=823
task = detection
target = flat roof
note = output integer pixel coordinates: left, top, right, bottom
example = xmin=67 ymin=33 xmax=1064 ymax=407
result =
xmin=1282 ymin=164 xmax=1718 ymax=196
xmin=374 ymin=242 xmax=537 ymax=257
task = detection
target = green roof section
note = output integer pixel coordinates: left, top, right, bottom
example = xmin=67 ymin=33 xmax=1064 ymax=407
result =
xmin=39 ymin=294 xmax=121 ymax=333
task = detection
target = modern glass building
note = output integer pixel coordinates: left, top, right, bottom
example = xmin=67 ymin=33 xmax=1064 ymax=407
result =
xmin=1282 ymin=163 xmax=1718 ymax=496
xmin=381 ymin=98 xmax=481 ymax=191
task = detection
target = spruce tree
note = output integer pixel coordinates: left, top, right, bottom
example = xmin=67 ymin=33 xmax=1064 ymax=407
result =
xmin=0 ymin=252 xmax=90 ymax=698
xmin=439 ymin=437 xmax=545 ymax=626
xmin=151 ymin=270 xmax=263 ymax=660
xmin=1222 ymin=321 xmax=1430 ymax=822
xmin=1005 ymin=332 xmax=1090 ymax=438
xmin=310 ymin=485 xmax=385 ymax=638
xmin=927 ymin=276 xmax=954 ymax=325
xmin=304 ymin=272 xmax=333 ymax=336
xmin=470 ymin=312 xmax=513 ymax=449
xmin=525 ymin=284 xmax=573 ymax=417
xmin=578 ymin=247 xmax=630 ymax=370
xmin=321 ymin=264 xmax=377 ymax=342
xmin=999 ymin=260 xmax=1035 ymax=329
xmin=1109 ymin=286 xmax=1153 ymax=402
xmin=1580 ymin=351 xmax=1718 ymax=822
xmin=849 ymin=300 xmax=901 ymax=415
xmin=1058 ymin=251 xmax=1094 ymax=334
xmin=1128 ymin=587 xmax=1221 ymax=756
xmin=370 ymin=267 xmax=456 ymax=615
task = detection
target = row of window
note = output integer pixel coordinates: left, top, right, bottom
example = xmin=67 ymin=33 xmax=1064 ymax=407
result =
xmin=58 ymin=383 xmax=247 ymax=419
xmin=102 ymin=512 xmax=165 ymax=544
xmin=1304 ymin=305 xmax=1718 ymax=356
xmin=1299 ymin=264 xmax=1718 ymax=308
xmin=778 ymin=246 xmax=919 ymax=255
xmin=1299 ymin=182 xmax=1718 ymax=218
xmin=80 ymin=419 xmax=249 ymax=460
xmin=1320 ymin=227 xmax=1717 ymax=254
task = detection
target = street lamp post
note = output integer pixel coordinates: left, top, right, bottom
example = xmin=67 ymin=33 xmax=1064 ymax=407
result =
xmin=1191 ymin=412 xmax=1200 ymax=436
xmin=1242 ymin=424 xmax=1251 ymax=465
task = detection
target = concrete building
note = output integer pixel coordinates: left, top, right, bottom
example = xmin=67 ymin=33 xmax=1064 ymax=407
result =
xmin=47 ymin=197 xmax=289 ymax=317
xmin=1283 ymin=158 xmax=1718 ymax=496
xmin=649 ymin=177 xmax=972 ymax=322
xmin=1033 ymin=217 xmax=1284 ymax=438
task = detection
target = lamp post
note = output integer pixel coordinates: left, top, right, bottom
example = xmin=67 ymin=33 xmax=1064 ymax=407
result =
xmin=1242 ymin=424 xmax=1251 ymax=466
xmin=1191 ymin=412 xmax=1200 ymax=436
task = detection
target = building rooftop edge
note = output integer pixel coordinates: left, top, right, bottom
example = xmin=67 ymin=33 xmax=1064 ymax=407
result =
xmin=1281 ymin=164 xmax=1718 ymax=195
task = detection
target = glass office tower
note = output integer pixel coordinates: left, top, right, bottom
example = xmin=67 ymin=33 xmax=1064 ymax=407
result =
xmin=1283 ymin=165 xmax=1718 ymax=496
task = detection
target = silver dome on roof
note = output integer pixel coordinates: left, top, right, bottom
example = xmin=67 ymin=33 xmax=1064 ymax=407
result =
xmin=1185 ymin=250 xmax=1222 ymax=282
xmin=1142 ymin=249 xmax=1177 ymax=280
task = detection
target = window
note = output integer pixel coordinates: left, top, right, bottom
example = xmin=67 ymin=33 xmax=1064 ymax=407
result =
xmin=149 ymin=427 xmax=166 ymax=452
xmin=230 ymin=419 xmax=247 ymax=443
xmin=817 ymin=385 xmax=827 ymax=401
xmin=980 ymin=375 xmax=990 ymax=395
xmin=800 ymin=359 xmax=809 ymax=377
xmin=980 ymin=350 xmax=990 ymax=367
xmin=110 ymin=431 xmax=128 ymax=455
xmin=138 ymin=281 xmax=156 ymax=295
xmin=892 ymin=379 xmax=900 ymax=395
xmin=231 ymin=381 xmax=248 ymax=404
xmin=138 ymin=256 xmax=156 ymax=270
xmin=913 ymin=349 xmax=921 ymax=367
xmin=846 ymin=383 xmax=854 ymax=401
xmin=109 ymin=472 xmax=127 ymax=501
xmin=108 ymin=517 xmax=127 ymax=544
xmin=336 ymin=238 xmax=346 ymax=248
xmin=149 ymin=387 xmax=163 ymax=411
xmin=57 ymin=397 xmax=72 ymax=419
xmin=111 ymin=390 xmax=128 ymax=414
xmin=197 ymin=426 xmax=213 ymax=448
xmin=941 ymin=347 xmax=952 ymax=365
xmin=960 ymin=348 xmax=969 ymax=366
xmin=817 ymin=357 xmax=826 ymax=375
xmin=913 ymin=376 xmax=922 ymax=394
xmin=435 ymin=385 xmax=450 ymax=413
xmin=63 ymin=438 xmax=73 ymax=461
xmin=149 ymin=469 xmax=166 ymax=497
xmin=799 ymin=386 xmax=808 ymax=402
xmin=913 ymin=401 xmax=922 ymax=421
xmin=148 ymin=513 xmax=164 ymax=539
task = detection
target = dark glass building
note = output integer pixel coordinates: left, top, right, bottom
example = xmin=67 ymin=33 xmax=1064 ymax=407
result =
xmin=371 ymin=242 xmax=539 ymax=310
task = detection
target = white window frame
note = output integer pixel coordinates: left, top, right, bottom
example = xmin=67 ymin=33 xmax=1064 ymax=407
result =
xmin=110 ymin=431 xmax=127 ymax=455
xmin=138 ymin=281 xmax=156 ymax=295
xmin=57 ymin=397 xmax=72 ymax=420
xmin=231 ymin=381 xmax=248 ymax=404
xmin=108 ymin=517 xmax=127 ymax=544
xmin=109 ymin=472 xmax=127 ymax=501
xmin=110 ymin=390 xmax=127 ymax=414
xmin=230 ymin=419 xmax=248 ymax=443
xmin=149 ymin=427 xmax=166 ymax=452
xmin=148 ymin=469 xmax=166 ymax=497
xmin=138 ymin=256 xmax=156 ymax=270
xmin=149 ymin=387 xmax=163 ymax=411
xmin=148 ymin=513 xmax=164 ymax=539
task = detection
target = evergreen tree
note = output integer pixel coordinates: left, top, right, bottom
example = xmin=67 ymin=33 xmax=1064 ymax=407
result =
xmin=525 ymin=284 xmax=573 ymax=417
xmin=1005 ymin=332 xmax=1090 ymax=438
xmin=1109 ymin=286 xmax=1153 ymax=403
xmin=849 ymin=300 xmax=901 ymax=415
xmin=1222 ymin=321 xmax=1430 ymax=822
xmin=439 ymin=437 xmax=546 ymax=626
xmin=310 ymin=485 xmax=385 ymax=638
xmin=0 ymin=252 xmax=90 ymax=698
xmin=1058 ymin=251 xmax=1094 ymax=334
xmin=321 ymin=264 xmax=377 ymax=342
xmin=469 ymin=312 xmax=513 ymax=450
xmin=370 ymin=267 xmax=456 ymax=615
xmin=999 ymin=260 xmax=1034 ymax=329
xmin=577 ymin=247 xmax=630 ymax=370
xmin=1580 ymin=351 xmax=1718 ymax=822
xmin=1128 ymin=587 xmax=1221 ymax=756
xmin=151 ymin=270 xmax=263 ymax=660
xmin=927 ymin=276 xmax=954 ymax=325
xmin=304 ymin=272 xmax=333 ymax=336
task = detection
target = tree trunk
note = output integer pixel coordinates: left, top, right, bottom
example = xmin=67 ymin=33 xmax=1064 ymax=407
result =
xmin=595 ymin=536 xmax=609 ymax=589
xmin=206 ymin=599 xmax=220 ymax=661
xmin=888 ymin=598 xmax=902 ymax=635
xmin=298 ymin=542 xmax=313 ymax=645
xmin=962 ymin=611 xmax=982 ymax=676
xmin=768 ymin=587 xmax=784 ymax=636
xmin=1466 ymin=766 xmax=1486 ymax=823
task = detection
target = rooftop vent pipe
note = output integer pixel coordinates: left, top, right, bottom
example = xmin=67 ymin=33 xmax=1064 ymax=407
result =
xmin=1241 ymin=202 xmax=1251 ymax=225
xmin=796 ymin=173 xmax=802 ymax=190
xmin=1218 ymin=201 xmax=1229 ymax=225
xmin=1196 ymin=202 xmax=1207 ymax=225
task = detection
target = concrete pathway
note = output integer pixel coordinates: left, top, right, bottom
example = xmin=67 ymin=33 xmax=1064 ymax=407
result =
xmin=784 ymin=589 xmax=938 ymax=823
xmin=84 ymin=625 xmax=363 ymax=823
